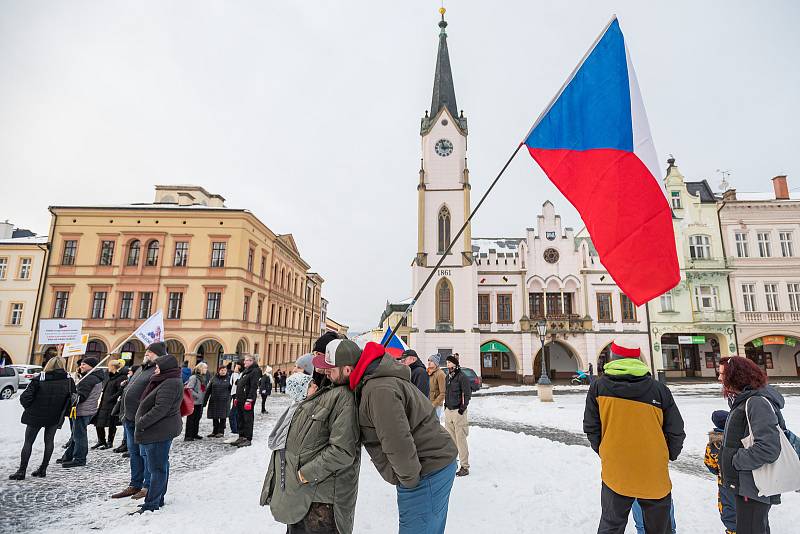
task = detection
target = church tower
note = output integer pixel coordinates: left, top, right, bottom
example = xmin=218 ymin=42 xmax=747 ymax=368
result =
xmin=411 ymin=8 xmax=479 ymax=368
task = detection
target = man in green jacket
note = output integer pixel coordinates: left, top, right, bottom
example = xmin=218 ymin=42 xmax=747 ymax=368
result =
xmin=332 ymin=341 xmax=457 ymax=534
xmin=260 ymin=337 xmax=361 ymax=534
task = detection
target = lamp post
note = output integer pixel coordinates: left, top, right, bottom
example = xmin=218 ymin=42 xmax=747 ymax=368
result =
xmin=536 ymin=320 xmax=554 ymax=402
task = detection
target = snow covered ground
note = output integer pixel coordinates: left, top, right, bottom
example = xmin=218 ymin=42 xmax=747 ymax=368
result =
xmin=1 ymin=382 xmax=799 ymax=533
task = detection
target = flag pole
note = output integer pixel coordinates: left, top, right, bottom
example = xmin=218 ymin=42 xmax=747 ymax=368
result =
xmin=75 ymin=333 xmax=135 ymax=384
xmin=384 ymin=142 xmax=525 ymax=347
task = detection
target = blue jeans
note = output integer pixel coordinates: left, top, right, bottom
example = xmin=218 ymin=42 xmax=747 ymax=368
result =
xmin=396 ymin=461 xmax=457 ymax=534
xmin=64 ymin=415 xmax=91 ymax=462
xmin=229 ymin=402 xmax=239 ymax=434
xmin=632 ymin=498 xmax=676 ymax=533
xmin=140 ymin=439 xmax=172 ymax=511
xmin=123 ymin=419 xmax=150 ymax=489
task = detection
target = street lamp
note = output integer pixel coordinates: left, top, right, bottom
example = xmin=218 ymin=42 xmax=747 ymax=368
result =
xmin=536 ymin=320 xmax=551 ymax=386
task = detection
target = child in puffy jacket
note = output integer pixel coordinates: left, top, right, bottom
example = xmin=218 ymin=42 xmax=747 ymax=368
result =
xmin=704 ymin=409 xmax=736 ymax=534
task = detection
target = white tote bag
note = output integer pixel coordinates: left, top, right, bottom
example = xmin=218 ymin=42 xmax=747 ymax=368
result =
xmin=741 ymin=396 xmax=800 ymax=496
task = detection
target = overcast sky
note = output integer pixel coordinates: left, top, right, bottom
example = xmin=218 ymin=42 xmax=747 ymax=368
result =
xmin=1 ymin=1 xmax=798 ymax=332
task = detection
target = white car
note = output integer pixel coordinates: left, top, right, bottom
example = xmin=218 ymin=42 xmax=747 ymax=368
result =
xmin=0 ymin=366 xmax=18 ymax=400
xmin=10 ymin=365 xmax=43 ymax=389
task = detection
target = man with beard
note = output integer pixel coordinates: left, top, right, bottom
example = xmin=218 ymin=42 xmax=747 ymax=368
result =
xmin=261 ymin=336 xmax=361 ymax=534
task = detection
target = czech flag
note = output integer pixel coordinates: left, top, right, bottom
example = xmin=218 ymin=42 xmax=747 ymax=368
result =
xmin=524 ymin=17 xmax=679 ymax=306
xmin=379 ymin=327 xmax=409 ymax=358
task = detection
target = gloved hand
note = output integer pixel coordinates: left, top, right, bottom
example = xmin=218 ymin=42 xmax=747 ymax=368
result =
xmin=244 ymin=400 xmax=253 ymax=411
xmin=233 ymin=399 xmax=238 ymax=408
xmin=458 ymin=404 xmax=466 ymax=415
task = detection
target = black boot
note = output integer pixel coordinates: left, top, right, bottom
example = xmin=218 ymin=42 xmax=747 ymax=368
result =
xmin=8 ymin=469 xmax=25 ymax=480
xmin=31 ymin=466 xmax=46 ymax=478
xmin=113 ymin=443 xmax=127 ymax=453
xmin=91 ymin=442 xmax=107 ymax=450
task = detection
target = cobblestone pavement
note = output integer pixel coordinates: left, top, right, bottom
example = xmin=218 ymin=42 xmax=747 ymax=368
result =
xmin=0 ymin=397 xmax=288 ymax=533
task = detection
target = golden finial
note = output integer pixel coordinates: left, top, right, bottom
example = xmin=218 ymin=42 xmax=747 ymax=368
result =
xmin=439 ymin=6 xmax=446 ymax=16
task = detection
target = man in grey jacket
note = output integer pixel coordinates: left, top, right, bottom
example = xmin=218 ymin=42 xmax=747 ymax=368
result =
xmin=60 ymin=357 xmax=104 ymax=468
xmin=111 ymin=342 xmax=164 ymax=500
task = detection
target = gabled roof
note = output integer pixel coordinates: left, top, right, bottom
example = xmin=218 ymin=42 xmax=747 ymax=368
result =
xmin=685 ymin=180 xmax=719 ymax=203
xmin=277 ymin=234 xmax=301 ymax=256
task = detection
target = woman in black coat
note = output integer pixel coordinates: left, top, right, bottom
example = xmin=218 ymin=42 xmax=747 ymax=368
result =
xmin=204 ymin=366 xmax=232 ymax=437
xmin=93 ymin=359 xmax=128 ymax=450
xmin=9 ymin=356 xmax=74 ymax=480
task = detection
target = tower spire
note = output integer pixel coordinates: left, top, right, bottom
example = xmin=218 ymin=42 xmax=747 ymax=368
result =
xmin=422 ymin=6 xmax=466 ymax=135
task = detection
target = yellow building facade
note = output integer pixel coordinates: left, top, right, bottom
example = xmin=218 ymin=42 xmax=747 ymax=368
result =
xmin=37 ymin=186 xmax=322 ymax=370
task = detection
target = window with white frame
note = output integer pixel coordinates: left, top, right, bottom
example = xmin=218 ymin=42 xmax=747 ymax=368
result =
xmin=734 ymin=232 xmax=749 ymax=258
xmin=660 ymin=291 xmax=674 ymax=312
xmin=119 ymin=291 xmax=133 ymax=319
xmin=779 ymin=231 xmax=794 ymax=257
xmin=211 ymin=242 xmax=226 ymax=267
xmin=206 ymin=292 xmax=221 ymax=320
xmin=757 ymin=232 xmax=771 ymax=258
xmin=788 ymin=283 xmax=800 ymax=312
xmin=18 ymin=258 xmax=32 ymax=279
xmin=53 ymin=291 xmax=70 ymax=318
xmin=9 ymin=303 xmax=23 ymax=326
xmin=91 ymin=292 xmax=107 ymax=319
xmin=670 ymin=191 xmax=682 ymax=209
xmin=741 ymin=284 xmax=757 ymax=312
xmin=0 ymin=257 xmax=7 ymax=279
xmin=764 ymin=283 xmax=780 ymax=312
xmin=694 ymin=285 xmax=719 ymax=311
xmin=689 ymin=235 xmax=711 ymax=259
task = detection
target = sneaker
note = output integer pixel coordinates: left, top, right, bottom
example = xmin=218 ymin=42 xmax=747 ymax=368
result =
xmin=223 ymin=436 xmax=240 ymax=444
xmin=61 ymin=460 xmax=86 ymax=468
xmin=236 ymin=439 xmax=252 ymax=448
xmin=111 ymin=486 xmax=141 ymax=499
xmin=131 ymin=488 xmax=148 ymax=500
xmin=456 ymin=467 xmax=469 ymax=477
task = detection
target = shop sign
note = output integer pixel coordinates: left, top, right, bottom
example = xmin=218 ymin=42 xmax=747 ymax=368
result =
xmin=678 ymin=335 xmax=705 ymax=345
xmin=752 ymin=338 xmax=764 ymax=348
xmin=762 ymin=335 xmax=786 ymax=346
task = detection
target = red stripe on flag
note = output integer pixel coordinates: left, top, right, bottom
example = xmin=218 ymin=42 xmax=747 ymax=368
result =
xmin=528 ymin=147 xmax=679 ymax=306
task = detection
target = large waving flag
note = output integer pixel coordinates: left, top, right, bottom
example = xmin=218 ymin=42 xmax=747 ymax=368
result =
xmin=379 ymin=327 xmax=409 ymax=358
xmin=524 ymin=17 xmax=679 ymax=305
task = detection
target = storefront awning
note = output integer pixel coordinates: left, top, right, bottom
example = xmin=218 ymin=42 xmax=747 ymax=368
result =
xmin=480 ymin=341 xmax=511 ymax=353
xmin=752 ymin=336 xmax=798 ymax=347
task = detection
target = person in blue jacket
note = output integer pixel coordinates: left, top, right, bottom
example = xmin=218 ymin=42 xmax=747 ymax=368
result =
xmin=181 ymin=361 xmax=191 ymax=384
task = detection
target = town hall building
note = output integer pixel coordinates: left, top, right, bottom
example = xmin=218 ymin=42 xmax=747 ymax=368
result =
xmin=409 ymin=13 xmax=652 ymax=383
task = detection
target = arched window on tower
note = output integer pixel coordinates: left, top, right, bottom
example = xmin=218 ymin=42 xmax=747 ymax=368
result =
xmin=436 ymin=278 xmax=453 ymax=326
xmin=438 ymin=206 xmax=451 ymax=253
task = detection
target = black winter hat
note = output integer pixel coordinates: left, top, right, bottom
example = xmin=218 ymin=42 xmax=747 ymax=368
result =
xmin=146 ymin=342 xmax=168 ymax=357
xmin=400 ymin=349 xmax=418 ymax=360
xmin=446 ymin=355 xmax=460 ymax=367
xmin=155 ymin=354 xmax=179 ymax=371
xmin=82 ymin=357 xmax=99 ymax=368
xmin=313 ymin=331 xmax=339 ymax=354
xmin=712 ymin=410 xmax=729 ymax=431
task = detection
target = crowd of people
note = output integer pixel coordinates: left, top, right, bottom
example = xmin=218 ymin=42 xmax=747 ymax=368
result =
xmin=6 ymin=332 xmax=799 ymax=533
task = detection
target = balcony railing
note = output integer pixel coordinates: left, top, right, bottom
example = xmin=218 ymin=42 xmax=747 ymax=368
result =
xmin=692 ymin=310 xmax=734 ymax=323
xmin=686 ymin=256 xmax=729 ymax=270
xmin=739 ymin=311 xmax=800 ymax=323
xmin=530 ymin=313 xmax=591 ymax=332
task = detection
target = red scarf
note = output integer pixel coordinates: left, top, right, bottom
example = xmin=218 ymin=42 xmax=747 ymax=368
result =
xmin=349 ymin=342 xmax=387 ymax=391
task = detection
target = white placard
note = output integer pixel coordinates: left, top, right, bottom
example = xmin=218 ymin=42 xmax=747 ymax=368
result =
xmin=677 ymin=336 xmax=693 ymax=345
xmin=38 ymin=319 xmax=83 ymax=345
xmin=63 ymin=334 xmax=89 ymax=358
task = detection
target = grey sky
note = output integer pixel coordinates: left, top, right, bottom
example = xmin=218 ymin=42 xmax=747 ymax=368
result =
xmin=1 ymin=1 xmax=798 ymax=332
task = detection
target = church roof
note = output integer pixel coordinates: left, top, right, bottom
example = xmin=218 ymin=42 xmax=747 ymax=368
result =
xmin=471 ymin=237 xmax=524 ymax=258
xmin=421 ymin=11 xmax=468 ymax=136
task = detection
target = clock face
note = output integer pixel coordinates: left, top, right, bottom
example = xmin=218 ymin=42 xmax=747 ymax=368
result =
xmin=435 ymin=138 xmax=454 ymax=157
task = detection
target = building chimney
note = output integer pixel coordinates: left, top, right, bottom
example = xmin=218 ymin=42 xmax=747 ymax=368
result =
xmin=772 ymin=175 xmax=789 ymax=200
xmin=722 ymin=188 xmax=737 ymax=201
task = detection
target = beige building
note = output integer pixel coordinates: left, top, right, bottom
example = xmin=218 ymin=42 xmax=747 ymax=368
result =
xmin=325 ymin=317 xmax=349 ymax=337
xmin=378 ymin=299 xmax=413 ymax=346
xmin=720 ymin=175 xmax=800 ymax=376
xmin=37 ymin=185 xmax=322 ymax=370
xmin=0 ymin=223 xmax=48 ymax=365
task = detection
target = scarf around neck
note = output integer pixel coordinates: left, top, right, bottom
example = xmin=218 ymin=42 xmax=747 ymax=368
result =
xmin=140 ymin=367 xmax=181 ymax=400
